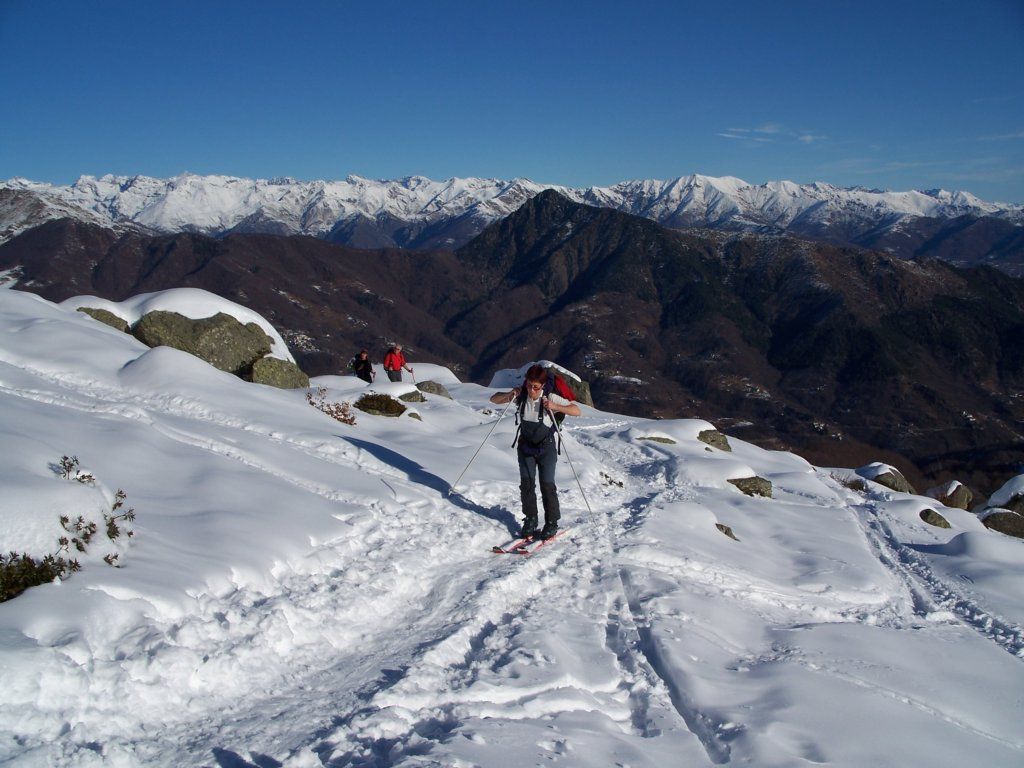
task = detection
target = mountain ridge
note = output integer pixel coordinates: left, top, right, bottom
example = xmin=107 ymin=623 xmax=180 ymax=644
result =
xmin=4 ymin=172 xmax=1022 ymax=273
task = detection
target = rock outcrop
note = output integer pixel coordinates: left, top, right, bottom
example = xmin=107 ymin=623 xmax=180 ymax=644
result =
xmin=698 ymin=429 xmax=731 ymax=452
xmin=716 ymin=523 xmax=739 ymax=541
xmin=857 ymin=463 xmax=916 ymax=494
xmin=76 ymin=307 xmax=129 ymax=333
xmin=728 ymin=476 xmax=772 ymax=498
xmin=133 ymin=311 xmax=272 ymax=375
xmin=249 ymin=357 xmax=309 ymax=389
xmin=925 ymin=480 xmax=973 ymax=510
xmin=416 ymin=381 xmax=453 ymax=400
xmin=980 ymin=510 xmax=1024 ymax=539
xmin=919 ymin=509 xmax=951 ymax=529
xmin=977 ymin=475 xmax=1024 ymax=539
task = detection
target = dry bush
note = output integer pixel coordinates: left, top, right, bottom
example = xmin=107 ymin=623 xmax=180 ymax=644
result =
xmin=306 ymin=387 xmax=357 ymax=425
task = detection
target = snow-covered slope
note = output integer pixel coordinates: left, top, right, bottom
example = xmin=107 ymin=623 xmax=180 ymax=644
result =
xmin=3 ymin=172 xmax=1020 ymax=248
xmin=1 ymin=286 xmax=1023 ymax=767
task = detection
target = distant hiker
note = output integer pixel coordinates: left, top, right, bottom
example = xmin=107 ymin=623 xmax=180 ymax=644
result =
xmin=350 ymin=349 xmax=375 ymax=383
xmin=383 ymin=343 xmax=413 ymax=382
xmin=490 ymin=364 xmax=580 ymax=540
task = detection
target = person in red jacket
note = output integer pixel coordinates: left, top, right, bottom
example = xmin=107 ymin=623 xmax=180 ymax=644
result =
xmin=383 ymin=343 xmax=413 ymax=382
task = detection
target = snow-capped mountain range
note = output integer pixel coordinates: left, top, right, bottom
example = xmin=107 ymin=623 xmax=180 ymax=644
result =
xmin=3 ymin=172 xmax=1022 ymax=251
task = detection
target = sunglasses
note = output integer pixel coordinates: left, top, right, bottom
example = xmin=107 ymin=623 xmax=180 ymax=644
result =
xmin=527 ymin=382 xmax=544 ymax=391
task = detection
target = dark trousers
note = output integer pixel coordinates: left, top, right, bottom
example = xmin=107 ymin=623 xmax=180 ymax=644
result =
xmin=386 ymin=369 xmax=402 ymax=382
xmin=518 ymin=443 xmax=560 ymax=528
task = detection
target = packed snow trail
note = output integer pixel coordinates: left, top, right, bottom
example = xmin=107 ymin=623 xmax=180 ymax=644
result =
xmin=0 ymin=347 xmax=703 ymax=765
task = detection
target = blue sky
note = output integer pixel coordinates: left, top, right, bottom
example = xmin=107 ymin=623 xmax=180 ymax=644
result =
xmin=2 ymin=0 xmax=1023 ymax=202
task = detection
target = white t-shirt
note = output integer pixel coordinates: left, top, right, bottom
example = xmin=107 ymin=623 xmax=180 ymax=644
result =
xmin=516 ymin=392 xmax=570 ymax=423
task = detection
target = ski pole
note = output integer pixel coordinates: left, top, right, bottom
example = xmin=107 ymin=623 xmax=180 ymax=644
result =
xmin=547 ymin=406 xmax=593 ymax=516
xmin=448 ymin=395 xmax=516 ymax=496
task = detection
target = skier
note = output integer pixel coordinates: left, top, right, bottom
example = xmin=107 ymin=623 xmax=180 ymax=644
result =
xmin=383 ymin=343 xmax=413 ymax=383
xmin=350 ymin=349 xmax=375 ymax=383
xmin=490 ymin=364 xmax=580 ymax=540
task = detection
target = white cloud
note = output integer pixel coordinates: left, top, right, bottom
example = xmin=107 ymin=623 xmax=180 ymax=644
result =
xmin=980 ymin=130 xmax=1024 ymax=141
xmin=718 ymin=123 xmax=825 ymax=146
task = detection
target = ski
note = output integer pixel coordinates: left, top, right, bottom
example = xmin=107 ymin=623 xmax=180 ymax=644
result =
xmin=510 ymin=528 xmax=568 ymax=555
xmin=491 ymin=536 xmax=532 ymax=554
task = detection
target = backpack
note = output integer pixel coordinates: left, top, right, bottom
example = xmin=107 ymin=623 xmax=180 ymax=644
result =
xmin=548 ymin=373 xmax=576 ymax=422
xmin=510 ymin=372 xmax=577 ymax=453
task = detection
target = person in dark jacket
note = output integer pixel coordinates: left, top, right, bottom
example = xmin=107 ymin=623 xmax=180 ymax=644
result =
xmin=350 ymin=349 xmax=375 ymax=383
xmin=490 ymin=364 xmax=580 ymax=540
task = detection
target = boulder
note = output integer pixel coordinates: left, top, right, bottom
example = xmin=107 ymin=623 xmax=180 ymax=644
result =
xmin=986 ymin=475 xmax=1024 ymax=515
xmin=249 ymin=357 xmax=309 ymax=389
xmin=925 ymin=481 xmax=973 ymax=510
xmin=698 ymin=429 xmax=732 ymax=452
xmin=980 ymin=510 xmax=1024 ymax=539
xmin=398 ymin=390 xmax=427 ymax=403
xmin=133 ymin=311 xmax=272 ymax=375
xmin=561 ymin=376 xmax=593 ymax=407
xmin=77 ymin=307 xmax=129 ymax=333
xmin=919 ymin=509 xmax=951 ymax=529
xmin=857 ymin=463 xmax=916 ymax=495
xmin=728 ymin=476 xmax=773 ymax=498
xmin=416 ymin=380 xmax=453 ymax=400
xmin=716 ymin=523 xmax=739 ymax=541
xmin=637 ymin=435 xmax=676 ymax=444
xmin=1000 ymin=494 xmax=1024 ymax=515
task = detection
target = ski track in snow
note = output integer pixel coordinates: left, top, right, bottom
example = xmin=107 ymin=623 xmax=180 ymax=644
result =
xmin=3 ymin=356 xmax=1023 ymax=766
xmin=850 ymin=496 xmax=1024 ymax=659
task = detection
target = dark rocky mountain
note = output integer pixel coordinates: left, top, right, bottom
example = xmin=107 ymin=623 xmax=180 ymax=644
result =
xmin=0 ymin=218 xmax=479 ymax=377
xmin=447 ymin=191 xmax=1024 ymax=496
xmin=2 ymin=193 xmax=1023 ymax=497
xmin=851 ymin=214 xmax=1024 ymax=275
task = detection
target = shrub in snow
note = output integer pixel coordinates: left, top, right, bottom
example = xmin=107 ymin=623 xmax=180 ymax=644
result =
xmin=58 ymin=455 xmax=94 ymax=484
xmin=104 ymin=490 xmax=136 ymax=544
xmin=832 ymin=472 xmax=868 ymax=493
xmin=0 ymin=458 xmax=140 ymax=602
xmin=0 ymin=552 xmax=79 ymax=603
xmin=600 ymin=471 xmax=624 ymax=488
xmin=60 ymin=513 xmax=97 ymax=552
xmin=306 ymin=387 xmax=356 ymax=425
xmin=354 ymin=393 xmax=406 ymax=418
